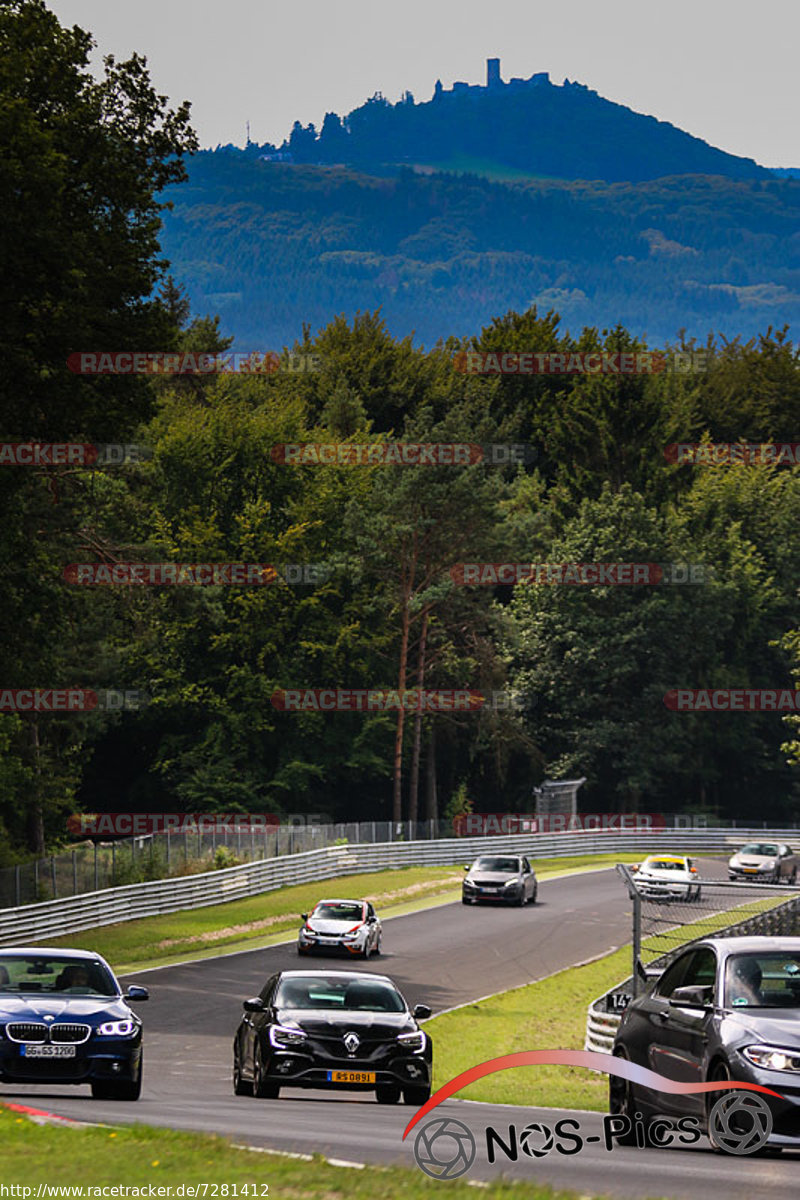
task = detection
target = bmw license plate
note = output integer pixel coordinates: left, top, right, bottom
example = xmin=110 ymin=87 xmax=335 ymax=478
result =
xmin=327 ymin=1070 xmax=375 ymax=1083
xmin=21 ymin=1045 xmax=76 ymax=1058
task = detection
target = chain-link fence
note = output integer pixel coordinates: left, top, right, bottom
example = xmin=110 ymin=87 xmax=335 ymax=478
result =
xmin=618 ymin=859 xmax=800 ymax=997
xmin=0 ymin=819 xmax=450 ymax=908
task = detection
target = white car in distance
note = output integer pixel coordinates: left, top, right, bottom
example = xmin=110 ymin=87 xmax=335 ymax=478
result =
xmin=632 ymin=854 xmax=701 ymax=902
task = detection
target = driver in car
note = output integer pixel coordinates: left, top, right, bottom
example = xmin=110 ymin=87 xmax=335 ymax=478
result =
xmin=729 ymin=957 xmax=763 ymax=1007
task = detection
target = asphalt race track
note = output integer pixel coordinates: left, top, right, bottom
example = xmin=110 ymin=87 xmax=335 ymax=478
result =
xmin=3 ymin=864 xmax=798 ymax=1198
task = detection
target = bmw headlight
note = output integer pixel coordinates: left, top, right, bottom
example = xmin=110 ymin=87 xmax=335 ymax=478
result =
xmin=743 ymin=1045 xmax=800 ymax=1072
xmin=397 ymin=1030 xmax=426 ymax=1053
xmin=97 ymin=1020 xmax=136 ymax=1037
xmin=269 ymin=1025 xmax=307 ymax=1048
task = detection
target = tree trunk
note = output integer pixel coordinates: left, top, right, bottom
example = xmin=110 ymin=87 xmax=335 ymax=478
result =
xmin=29 ymin=715 xmax=46 ymax=856
xmin=425 ymin=722 xmax=438 ymax=825
xmin=391 ymin=543 xmax=417 ymax=824
xmin=408 ymin=607 xmax=430 ymax=825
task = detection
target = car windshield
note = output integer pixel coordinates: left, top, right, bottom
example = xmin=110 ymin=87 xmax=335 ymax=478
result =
xmin=739 ymin=844 xmax=778 ymax=856
xmin=312 ymin=902 xmax=364 ymax=921
xmin=274 ymin=975 xmax=405 ymax=1012
xmin=0 ymin=955 xmax=117 ymax=996
xmin=725 ymin=953 xmax=800 ymax=1009
xmin=644 ymin=860 xmax=685 ymax=871
xmin=474 ymin=858 xmax=519 ymax=873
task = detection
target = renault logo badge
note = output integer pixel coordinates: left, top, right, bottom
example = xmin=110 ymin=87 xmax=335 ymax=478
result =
xmin=344 ymin=1032 xmax=360 ymax=1054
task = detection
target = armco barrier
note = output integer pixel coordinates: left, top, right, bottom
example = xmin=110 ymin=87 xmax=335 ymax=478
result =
xmin=1 ymin=827 xmax=799 ymax=946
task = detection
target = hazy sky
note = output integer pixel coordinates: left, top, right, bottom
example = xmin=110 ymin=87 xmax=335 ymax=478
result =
xmin=48 ymin=0 xmax=799 ymax=167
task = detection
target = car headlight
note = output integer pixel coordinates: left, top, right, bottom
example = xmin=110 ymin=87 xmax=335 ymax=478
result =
xmin=96 ymin=1020 xmax=136 ymax=1037
xmin=742 ymin=1045 xmax=800 ymax=1072
xmin=503 ymin=878 xmax=520 ymax=888
xmin=397 ymin=1030 xmax=426 ymax=1053
xmin=269 ymin=1025 xmax=307 ymax=1048
xmin=463 ymin=878 xmax=476 ymax=888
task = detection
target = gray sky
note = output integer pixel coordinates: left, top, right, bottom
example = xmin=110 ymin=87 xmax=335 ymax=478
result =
xmin=48 ymin=0 xmax=799 ymax=166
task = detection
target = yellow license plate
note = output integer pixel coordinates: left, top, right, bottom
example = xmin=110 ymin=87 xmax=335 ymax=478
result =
xmin=327 ymin=1070 xmax=376 ymax=1084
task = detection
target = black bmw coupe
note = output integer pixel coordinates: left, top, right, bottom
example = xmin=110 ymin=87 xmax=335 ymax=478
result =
xmin=0 ymin=947 xmax=148 ymax=1100
xmin=233 ymin=969 xmax=432 ymax=1104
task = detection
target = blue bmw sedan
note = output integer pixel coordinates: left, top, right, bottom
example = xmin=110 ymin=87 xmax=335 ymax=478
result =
xmin=0 ymin=947 xmax=148 ymax=1100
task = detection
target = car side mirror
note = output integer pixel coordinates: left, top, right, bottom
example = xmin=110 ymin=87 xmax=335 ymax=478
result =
xmin=413 ymin=1004 xmax=432 ymax=1020
xmin=124 ymin=986 xmax=149 ymax=1002
xmin=300 ymin=913 xmax=308 ymax=922
xmin=243 ymin=997 xmax=265 ymax=1013
xmin=668 ymin=985 xmax=712 ymax=1010
xmin=367 ymin=915 xmax=377 ymax=923
xmin=463 ymin=865 xmax=470 ymax=871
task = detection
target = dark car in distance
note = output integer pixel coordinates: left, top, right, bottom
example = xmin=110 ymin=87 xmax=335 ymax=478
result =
xmin=462 ymin=854 xmax=537 ymax=905
xmin=233 ymin=970 xmax=432 ymax=1105
xmin=610 ymin=936 xmax=800 ymax=1150
xmin=0 ymin=947 xmax=148 ymax=1100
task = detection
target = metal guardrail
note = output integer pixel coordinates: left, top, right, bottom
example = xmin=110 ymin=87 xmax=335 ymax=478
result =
xmin=1 ymin=826 xmax=800 ymax=947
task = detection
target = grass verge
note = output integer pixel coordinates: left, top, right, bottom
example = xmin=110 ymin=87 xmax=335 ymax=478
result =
xmin=427 ymin=881 xmax=798 ymax=1111
xmin=0 ymin=1105 xmax=590 ymax=1199
xmin=38 ymin=854 xmax=642 ymax=973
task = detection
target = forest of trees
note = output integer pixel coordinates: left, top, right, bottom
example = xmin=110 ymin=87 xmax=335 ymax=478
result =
xmin=2 ymin=2 xmax=800 ymax=863
xmin=159 ymin=151 xmax=800 ymax=350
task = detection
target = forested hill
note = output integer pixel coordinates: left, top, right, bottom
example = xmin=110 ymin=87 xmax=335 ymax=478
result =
xmin=159 ymin=153 xmax=800 ymax=350
xmin=244 ymin=65 xmax=768 ymax=184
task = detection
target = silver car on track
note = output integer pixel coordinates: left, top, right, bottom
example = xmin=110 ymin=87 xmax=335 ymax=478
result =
xmin=297 ymin=898 xmax=382 ymax=958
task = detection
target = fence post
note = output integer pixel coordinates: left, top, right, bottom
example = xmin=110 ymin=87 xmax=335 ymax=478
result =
xmin=94 ymin=842 xmax=99 ymax=892
xmin=34 ymin=858 xmax=39 ymax=898
xmin=73 ymin=851 xmax=77 ymax=895
xmin=15 ymin=864 xmax=21 ymax=907
xmin=112 ymin=842 xmax=116 ymax=885
xmin=631 ymin=889 xmax=642 ymax=997
xmin=166 ymin=831 xmax=171 ymax=868
xmin=51 ymin=856 xmax=57 ymax=899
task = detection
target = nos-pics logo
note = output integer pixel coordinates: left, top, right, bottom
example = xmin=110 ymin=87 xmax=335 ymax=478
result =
xmin=406 ymin=1051 xmax=780 ymax=1179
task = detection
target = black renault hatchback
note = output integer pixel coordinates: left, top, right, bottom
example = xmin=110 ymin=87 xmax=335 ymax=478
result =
xmin=0 ymin=947 xmax=148 ymax=1100
xmin=233 ymin=969 xmax=432 ymax=1105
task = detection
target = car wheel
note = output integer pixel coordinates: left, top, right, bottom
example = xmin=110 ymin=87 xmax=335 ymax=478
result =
xmin=790 ymin=868 xmax=798 ymax=885
xmin=376 ymin=1084 xmax=401 ymax=1104
xmin=233 ymin=1054 xmax=253 ymax=1097
xmin=373 ymin=932 xmax=382 ymax=956
xmin=515 ymin=890 xmax=525 ymax=906
xmin=608 ymin=1048 xmax=637 ymax=1144
xmin=528 ymin=886 xmax=538 ymax=905
xmin=403 ymin=1085 xmax=431 ymax=1106
xmin=253 ymin=1046 xmax=280 ymax=1099
xmin=363 ymin=940 xmax=371 ymax=960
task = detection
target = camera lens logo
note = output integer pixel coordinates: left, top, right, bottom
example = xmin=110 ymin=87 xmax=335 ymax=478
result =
xmin=519 ymin=1122 xmax=555 ymax=1157
xmin=413 ymin=1117 xmax=476 ymax=1179
xmin=708 ymin=1092 xmax=773 ymax=1155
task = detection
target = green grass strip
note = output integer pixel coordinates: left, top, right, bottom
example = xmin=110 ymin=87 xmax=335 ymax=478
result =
xmin=0 ymin=1105 xmax=591 ymax=1198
